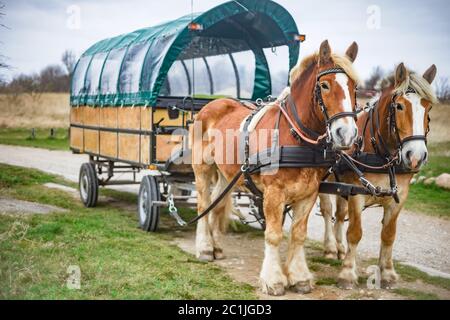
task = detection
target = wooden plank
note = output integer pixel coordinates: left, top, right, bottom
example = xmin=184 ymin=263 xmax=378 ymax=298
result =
xmin=118 ymin=107 xmax=141 ymax=129
xmin=84 ymin=129 xmax=99 ymax=154
xmin=155 ymin=135 xmax=183 ymax=162
xmin=153 ymin=109 xmax=192 ymax=127
xmin=70 ymin=107 xmax=84 ymax=124
xmin=140 ymin=135 xmax=150 ymax=165
xmin=118 ymin=133 xmax=140 ymax=163
xmin=70 ymin=127 xmax=84 ymax=152
xmin=100 ymin=131 xmax=117 ymax=158
xmin=83 ymin=107 xmax=100 ymax=126
xmin=141 ymin=107 xmax=152 ymax=130
xmin=100 ymin=107 xmax=117 ymax=128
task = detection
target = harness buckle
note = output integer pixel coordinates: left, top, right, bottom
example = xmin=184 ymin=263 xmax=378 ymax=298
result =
xmin=241 ymin=162 xmax=249 ymax=172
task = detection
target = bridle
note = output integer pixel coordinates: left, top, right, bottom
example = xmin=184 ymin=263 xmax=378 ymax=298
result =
xmin=315 ymin=67 xmax=358 ymax=125
xmin=281 ymin=67 xmax=358 ymax=146
xmin=388 ymin=87 xmax=430 ymax=150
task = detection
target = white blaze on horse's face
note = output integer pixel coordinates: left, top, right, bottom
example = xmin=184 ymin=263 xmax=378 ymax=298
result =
xmin=401 ymin=93 xmax=428 ymax=170
xmin=329 ymin=73 xmax=358 ymax=149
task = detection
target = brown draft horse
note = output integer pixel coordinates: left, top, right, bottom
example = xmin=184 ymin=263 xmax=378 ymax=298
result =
xmin=318 ymin=63 xmax=438 ymax=289
xmin=191 ymin=40 xmax=360 ymax=295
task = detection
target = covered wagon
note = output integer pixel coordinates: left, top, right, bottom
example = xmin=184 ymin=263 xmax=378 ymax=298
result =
xmin=69 ymin=0 xmax=303 ymax=231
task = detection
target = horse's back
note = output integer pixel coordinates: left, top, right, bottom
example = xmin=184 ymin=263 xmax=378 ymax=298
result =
xmin=195 ymin=98 xmax=250 ymax=131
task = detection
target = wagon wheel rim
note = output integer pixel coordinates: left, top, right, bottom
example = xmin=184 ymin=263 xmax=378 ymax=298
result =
xmin=139 ymin=189 xmax=149 ymax=224
xmin=80 ymin=174 xmax=89 ymax=200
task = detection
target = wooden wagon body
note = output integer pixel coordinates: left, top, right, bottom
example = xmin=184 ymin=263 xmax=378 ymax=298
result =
xmin=70 ymin=0 xmax=303 ymax=230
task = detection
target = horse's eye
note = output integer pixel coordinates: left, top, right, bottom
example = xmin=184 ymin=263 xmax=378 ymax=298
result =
xmin=320 ymin=82 xmax=329 ymax=90
xmin=396 ymin=103 xmax=404 ymax=111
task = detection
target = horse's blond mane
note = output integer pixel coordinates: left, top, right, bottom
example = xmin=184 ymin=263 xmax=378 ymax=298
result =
xmin=289 ymin=52 xmax=360 ymax=85
xmin=379 ymin=68 xmax=438 ymax=104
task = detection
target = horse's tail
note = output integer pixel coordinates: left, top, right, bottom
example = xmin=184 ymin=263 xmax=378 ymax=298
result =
xmin=210 ymin=170 xmax=232 ymax=233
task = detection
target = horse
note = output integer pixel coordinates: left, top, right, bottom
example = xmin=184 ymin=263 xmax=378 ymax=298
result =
xmin=190 ymin=40 xmax=361 ymax=295
xmin=317 ymin=63 xmax=438 ymax=289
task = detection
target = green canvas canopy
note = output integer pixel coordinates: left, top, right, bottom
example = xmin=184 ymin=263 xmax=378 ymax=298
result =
xmin=70 ymin=0 xmax=302 ymax=107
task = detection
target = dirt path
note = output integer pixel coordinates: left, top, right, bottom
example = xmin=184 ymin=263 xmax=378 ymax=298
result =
xmin=0 ymin=144 xmax=449 ymax=277
xmin=173 ymin=231 xmax=450 ymax=300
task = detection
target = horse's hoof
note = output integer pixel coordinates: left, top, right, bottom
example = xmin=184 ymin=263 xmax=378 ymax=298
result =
xmin=213 ymin=248 xmax=225 ymax=260
xmin=380 ymin=279 xmax=397 ymax=290
xmin=324 ymin=251 xmax=338 ymax=260
xmin=292 ymin=281 xmax=313 ymax=294
xmin=198 ymin=251 xmax=214 ymax=262
xmin=337 ymin=278 xmax=355 ymax=290
xmin=262 ymin=283 xmax=286 ymax=296
xmin=337 ymin=252 xmax=346 ymax=260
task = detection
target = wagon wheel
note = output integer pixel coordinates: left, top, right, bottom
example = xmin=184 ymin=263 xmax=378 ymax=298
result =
xmin=79 ymin=162 xmax=99 ymax=208
xmin=138 ymin=175 xmax=161 ymax=232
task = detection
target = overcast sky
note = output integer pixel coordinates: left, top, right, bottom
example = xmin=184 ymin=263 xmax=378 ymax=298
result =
xmin=1 ymin=0 xmax=449 ymax=82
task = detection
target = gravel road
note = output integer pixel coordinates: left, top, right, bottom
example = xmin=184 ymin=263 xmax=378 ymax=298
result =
xmin=0 ymin=144 xmax=449 ymax=276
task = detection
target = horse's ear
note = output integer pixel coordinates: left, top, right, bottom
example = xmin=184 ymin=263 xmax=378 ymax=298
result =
xmin=395 ymin=63 xmax=408 ymax=87
xmin=345 ymin=41 xmax=358 ymax=62
xmin=423 ymin=64 xmax=437 ymax=84
xmin=318 ymin=40 xmax=332 ymax=66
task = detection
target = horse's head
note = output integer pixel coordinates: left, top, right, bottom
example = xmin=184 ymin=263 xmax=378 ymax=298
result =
xmin=390 ymin=63 xmax=437 ymax=170
xmin=316 ymin=40 xmax=359 ymax=149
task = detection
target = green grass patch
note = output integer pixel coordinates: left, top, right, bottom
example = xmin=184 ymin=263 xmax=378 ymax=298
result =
xmin=315 ymin=277 xmax=337 ymax=286
xmin=0 ymin=127 xmax=69 ymax=150
xmin=406 ymin=183 xmax=450 ymax=218
xmin=405 ymin=141 xmax=450 ymax=218
xmin=395 ymin=263 xmax=450 ymax=291
xmin=0 ymin=163 xmax=57 ymax=188
xmin=0 ymin=164 xmax=257 ymax=299
xmin=310 ymin=256 xmax=341 ymax=268
xmin=423 ymin=141 xmax=450 ymax=177
xmin=392 ymin=288 xmax=439 ymax=300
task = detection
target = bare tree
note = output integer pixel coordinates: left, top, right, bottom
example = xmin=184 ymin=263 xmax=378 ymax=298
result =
xmin=364 ymin=66 xmax=384 ymax=90
xmin=435 ymin=77 xmax=450 ymax=102
xmin=0 ymin=2 xmax=10 ymax=83
xmin=62 ymin=49 xmax=76 ymax=75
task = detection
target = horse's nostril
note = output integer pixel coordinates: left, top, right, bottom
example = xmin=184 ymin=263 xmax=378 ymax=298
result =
xmin=406 ymin=150 xmax=412 ymax=160
xmin=336 ymin=128 xmax=343 ymax=139
xmin=423 ymin=151 xmax=428 ymax=161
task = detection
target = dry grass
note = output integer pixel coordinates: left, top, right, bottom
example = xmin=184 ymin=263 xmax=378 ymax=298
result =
xmin=0 ymin=93 xmax=69 ymax=128
xmin=1 ymin=93 xmax=448 ymax=140
xmin=428 ymin=103 xmax=450 ymax=144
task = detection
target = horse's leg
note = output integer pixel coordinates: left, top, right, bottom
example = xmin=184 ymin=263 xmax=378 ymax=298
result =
xmin=208 ymin=172 xmax=231 ymax=260
xmin=286 ymin=192 xmax=318 ymax=294
xmin=337 ymin=194 xmax=364 ymax=289
xmin=379 ymin=200 xmax=402 ymax=289
xmin=319 ymin=194 xmax=338 ymax=259
xmin=193 ymin=163 xmax=216 ymax=262
xmin=334 ymin=196 xmax=348 ymax=260
xmin=260 ymin=186 xmax=287 ymax=296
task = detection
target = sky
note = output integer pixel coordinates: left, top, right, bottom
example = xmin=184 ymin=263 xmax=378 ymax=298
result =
xmin=1 ymin=0 xmax=449 ymax=82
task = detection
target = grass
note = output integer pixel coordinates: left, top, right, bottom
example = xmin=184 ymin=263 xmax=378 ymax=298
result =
xmin=406 ymin=183 xmax=450 ymax=218
xmin=0 ymin=127 xmax=69 ymax=150
xmin=392 ymin=288 xmax=439 ymax=300
xmin=0 ymin=93 xmax=69 ymax=128
xmin=395 ymin=263 xmax=450 ymax=291
xmin=405 ymin=141 xmax=450 ymax=218
xmin=0 ymin=164 xmax=256 ymax=299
